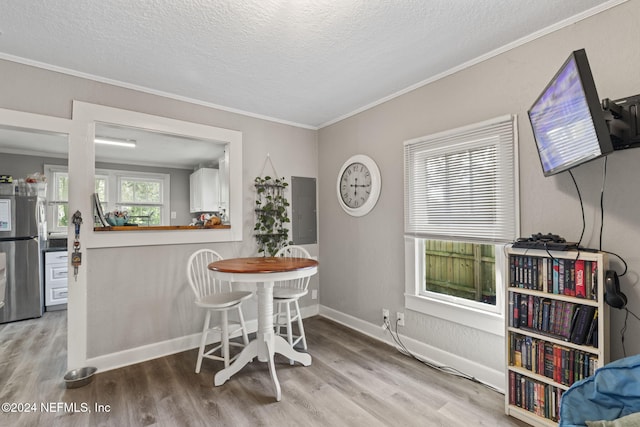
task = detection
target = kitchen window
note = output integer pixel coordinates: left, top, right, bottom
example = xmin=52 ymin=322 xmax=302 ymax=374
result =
xmin=403 ymin=115 xmax=518 ymax=335
xmin=49 ymin=169 xmax=69 ymax=231
xmin=45 ymin=165 xmax=169 ymax=232
xmin=115 ymin=175 xmax=165 ymax=225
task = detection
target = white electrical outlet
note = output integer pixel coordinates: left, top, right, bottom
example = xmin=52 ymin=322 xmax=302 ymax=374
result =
xmin=311 ymin=289 xmax=318 ymax=299
xmin=396 ymin=312 xmax=405 ymax=327
xmin=381 ymin=308 xmax=390 ymax=330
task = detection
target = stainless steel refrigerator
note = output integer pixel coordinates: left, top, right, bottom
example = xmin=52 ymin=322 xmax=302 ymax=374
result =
xmin=0 ymin=195 xmax=45 ymax=323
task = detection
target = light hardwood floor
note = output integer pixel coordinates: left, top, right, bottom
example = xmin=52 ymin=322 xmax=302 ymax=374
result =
xmin=0 ymin=311 xmax=527 ymax=427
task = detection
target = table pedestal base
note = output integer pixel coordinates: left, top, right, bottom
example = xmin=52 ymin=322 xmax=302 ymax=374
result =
xmin=213 ymin=335 xmax=311 ymax=401
xmin=213 ymin=281 xmax=311 ymax=401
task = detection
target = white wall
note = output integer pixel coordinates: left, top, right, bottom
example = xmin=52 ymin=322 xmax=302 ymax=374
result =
xmin=0 ymin=59 xmax=318 ymax=369
xmin=318 ymin=0 xmax=640 ymax=387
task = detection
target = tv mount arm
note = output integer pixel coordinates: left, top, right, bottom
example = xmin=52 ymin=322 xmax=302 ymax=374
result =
xmin=602 ymin=98 xmax=627 ymax=120
xmin=601 ymin=94 xmax=640 ymax=150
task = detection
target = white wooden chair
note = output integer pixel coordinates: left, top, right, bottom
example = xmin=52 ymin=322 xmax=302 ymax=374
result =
xmin=273 ymin=245 xmax=311 ymax=362
xmin=187 ymin=249 xmax=252 ymax=373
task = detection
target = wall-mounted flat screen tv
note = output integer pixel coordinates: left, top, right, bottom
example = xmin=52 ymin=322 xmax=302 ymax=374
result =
xmin=528 ymin=49 xmax=614 ymax=177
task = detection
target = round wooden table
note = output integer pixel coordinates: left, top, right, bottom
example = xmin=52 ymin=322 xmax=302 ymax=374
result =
xmin=208 ymin=256 xmax=318 ymax=401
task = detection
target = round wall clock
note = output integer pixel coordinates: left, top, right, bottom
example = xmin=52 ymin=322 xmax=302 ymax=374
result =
xmin=336 ymin=154 xmax=381 ymax=217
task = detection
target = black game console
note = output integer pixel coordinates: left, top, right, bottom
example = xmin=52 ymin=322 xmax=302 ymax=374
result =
xmin=512 ymin=233 xmax=578 ymax=251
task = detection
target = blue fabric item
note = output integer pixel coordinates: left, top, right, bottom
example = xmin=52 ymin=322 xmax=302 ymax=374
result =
xmin=560 ymin=354 xmax=640 ymax=427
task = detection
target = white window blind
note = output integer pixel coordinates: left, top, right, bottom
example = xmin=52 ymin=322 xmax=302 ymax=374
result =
xmin=404 ymin=115 xmax=518 ymax=243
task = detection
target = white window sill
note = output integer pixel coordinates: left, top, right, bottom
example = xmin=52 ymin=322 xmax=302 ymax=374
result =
xmin=405 ymin=293 xmax=504 ymax=337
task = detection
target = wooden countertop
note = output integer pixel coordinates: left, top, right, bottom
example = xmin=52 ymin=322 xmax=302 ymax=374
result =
xmin=93 ymin=224 xmax=231 ymax=231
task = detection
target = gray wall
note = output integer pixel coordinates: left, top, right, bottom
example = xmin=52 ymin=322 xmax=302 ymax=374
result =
xmin=0 ymin=153 xmax=67 ymax=176
xmin=318 ymin=0 xmax=640 ymax=376
xmin=0 ymin=58 xmax=318 ymax=361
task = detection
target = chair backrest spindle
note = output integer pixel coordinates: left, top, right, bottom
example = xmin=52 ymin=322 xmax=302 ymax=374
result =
xmin=187 ymin=249 xmax=230 ymax=299
xmin=274 ymin=245 xmax=311 ymax=291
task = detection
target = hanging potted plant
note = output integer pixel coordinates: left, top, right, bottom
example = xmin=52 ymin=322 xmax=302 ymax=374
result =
xmin=254 ymin=175 xmax=292 ymax=256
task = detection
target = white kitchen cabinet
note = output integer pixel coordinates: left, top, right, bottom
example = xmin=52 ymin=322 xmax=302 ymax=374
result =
xmin=190 ymin=168 xmax=219 ymax=213
xmin=44 ymin=250 xmax=68 ymax=310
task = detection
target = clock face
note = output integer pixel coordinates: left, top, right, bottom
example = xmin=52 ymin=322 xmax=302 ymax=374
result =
xmin=340 ymin=162 xmax=371 ymax=208
xmin=336 ymin=154 xmax=381 ymax=217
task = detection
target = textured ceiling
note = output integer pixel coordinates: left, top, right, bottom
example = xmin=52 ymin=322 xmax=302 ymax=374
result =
xmin=0 ymin=0 xmax=621 ymax=128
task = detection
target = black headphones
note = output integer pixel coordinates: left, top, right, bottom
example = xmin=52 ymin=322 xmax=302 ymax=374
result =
xmin=605 ymin=270 xmax=627 ymax=309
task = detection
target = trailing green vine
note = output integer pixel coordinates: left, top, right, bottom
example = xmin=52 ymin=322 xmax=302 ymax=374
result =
xmin=254 ymin=175 xmax=292 ymax=256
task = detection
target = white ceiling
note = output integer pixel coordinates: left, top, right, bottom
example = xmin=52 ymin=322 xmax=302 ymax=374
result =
xmin=0 ymin=0 xmax=622 ymax=129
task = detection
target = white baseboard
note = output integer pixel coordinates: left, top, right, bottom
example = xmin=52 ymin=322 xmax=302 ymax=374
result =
xmin=318 ymin=305 xmax=506 ymax=393
xmin=86 ymin=304 xmax=320 ymax=374
xmin=83 ymin=303 xmax=505 ymax=394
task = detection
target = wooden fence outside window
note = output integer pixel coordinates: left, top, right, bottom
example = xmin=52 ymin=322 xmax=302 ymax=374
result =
xmin=424 ymin=240 xmax=496 ymax=305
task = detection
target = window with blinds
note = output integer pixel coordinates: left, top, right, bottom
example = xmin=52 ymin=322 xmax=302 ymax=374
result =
xmin=404 ymin=115 xmax=518 ymax=243
xmin=403 ymin=115 xmax=518 ymax=315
